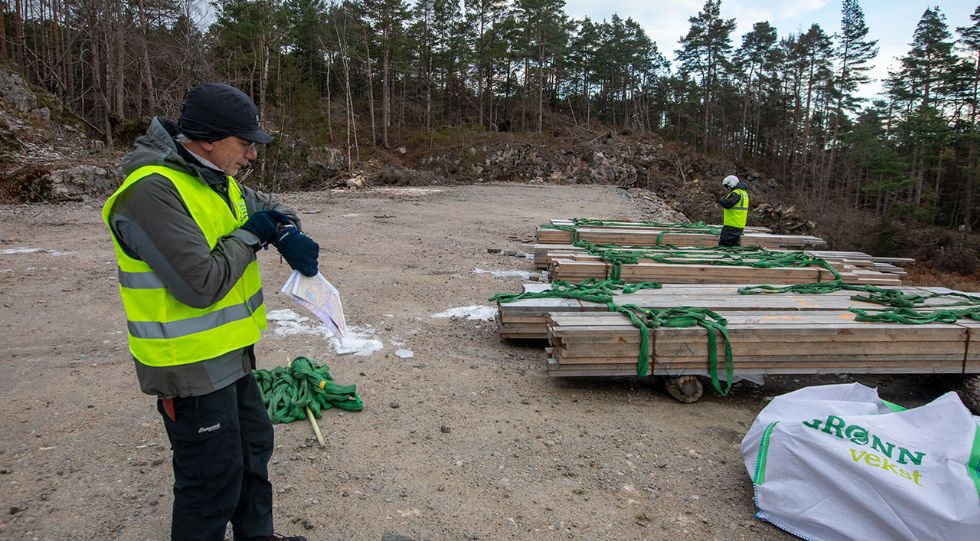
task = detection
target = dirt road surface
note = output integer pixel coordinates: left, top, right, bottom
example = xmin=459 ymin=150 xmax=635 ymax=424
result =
xmin=0 ymin=184 xmax=948 ymax=540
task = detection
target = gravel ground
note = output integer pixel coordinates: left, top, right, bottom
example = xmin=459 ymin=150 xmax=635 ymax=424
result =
xmin=0 ymin=183 xmax=953 ymax=540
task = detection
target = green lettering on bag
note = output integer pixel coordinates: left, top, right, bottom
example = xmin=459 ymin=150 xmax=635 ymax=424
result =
xmin=898 ymin=447 xmax=926 ymax=466
xmin=806 ymin=414 xmax=927 ymax=465
xmin=845 ymin=424 xmax=869 ymax=445
xmin=822 ymin=415 xmax=846 ymax=438
xmin=870 ymin=435 xmax=895 ymax=458
xmin=849 ymin=448 xmax=925 ymax=486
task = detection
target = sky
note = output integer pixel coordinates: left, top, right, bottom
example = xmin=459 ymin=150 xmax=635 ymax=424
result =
xmin=563 ymin=0 xmax=978 ymax=99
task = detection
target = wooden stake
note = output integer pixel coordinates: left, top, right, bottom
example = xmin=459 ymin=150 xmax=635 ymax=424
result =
xmin=286 ymin=358 xmax=326 ymax=448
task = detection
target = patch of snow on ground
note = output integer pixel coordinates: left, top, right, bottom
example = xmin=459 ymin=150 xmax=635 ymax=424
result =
xmin=0 ymin=247 xmax=72 ymax=256
xmin=267 ymin=308 xmax=306 ymax=322
xmin=473 ymin=268 xmax=541 ymax=280
xmin=269 ymin=310 xmax=384 ymax=356
xmin=332 ymin=326 xmax=384 ymax=356
xmin=394 ymin=348 xmax=414 ymax=359
xmin=268 ymin=308 xmax=324 ymax=337
xmin=432 ymin=305 xmax=497 ymax=321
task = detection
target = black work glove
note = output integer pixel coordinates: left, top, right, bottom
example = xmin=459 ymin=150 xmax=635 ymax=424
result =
xmin=275 ymin=225 xmax=320 ymax=276
xmin=241 ymin=210 xmax=291 ymax=247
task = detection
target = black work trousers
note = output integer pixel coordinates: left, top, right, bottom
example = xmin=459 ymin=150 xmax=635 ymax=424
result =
xmin=718 ymin=225 xmax=744 ymax=247
xmin=157 ymin=373 xmax=275 ymax=541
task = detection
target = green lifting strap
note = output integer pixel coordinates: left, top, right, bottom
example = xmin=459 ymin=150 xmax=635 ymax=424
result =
xmin=491 ymin=278 xmax=736 ymax=396
xmin=538 ymin=219 xmax=723 ymax=247
xmin=738 ymin=267 xmax=980 ymax=323
xmin=254 ymin=356 xmax=363 ymax=424
xmin=571 ymin=241 xmax=839 ymax=285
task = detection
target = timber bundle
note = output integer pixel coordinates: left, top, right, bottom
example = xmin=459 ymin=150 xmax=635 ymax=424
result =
xmin=493 ymin=219 xmax=980 ymax=403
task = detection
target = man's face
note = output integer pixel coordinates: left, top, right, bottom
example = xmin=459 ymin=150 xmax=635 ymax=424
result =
xmin=204 ymin=136 xmax=258 ymax=176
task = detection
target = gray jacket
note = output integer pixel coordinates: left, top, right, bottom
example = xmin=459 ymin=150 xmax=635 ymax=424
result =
xmin=107 ymin=117 xmax=299 ymax=398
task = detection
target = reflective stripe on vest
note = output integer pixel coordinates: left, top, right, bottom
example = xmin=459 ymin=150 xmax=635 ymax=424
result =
xmin=102 ymin=165 xmax=267 ymax=367
xmin=723 ymin=188 xmax=749 ymax=229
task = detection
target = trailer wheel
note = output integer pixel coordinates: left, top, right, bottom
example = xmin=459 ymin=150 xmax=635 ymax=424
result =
xmin=665 ymin=375 xmax=703 ymax=404
xmin=960 ymin=375 xmax=980 ymax=414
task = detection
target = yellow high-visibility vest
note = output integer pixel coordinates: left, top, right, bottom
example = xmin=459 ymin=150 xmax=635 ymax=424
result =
xmin=723 ymin=188 xmax=749 ymax=229
xmin=102 ymin=165 xmax=267 ymax=367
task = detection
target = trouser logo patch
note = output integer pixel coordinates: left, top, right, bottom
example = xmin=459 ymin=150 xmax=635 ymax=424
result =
xmin=198 ymin=423 xmax=221 ymax=434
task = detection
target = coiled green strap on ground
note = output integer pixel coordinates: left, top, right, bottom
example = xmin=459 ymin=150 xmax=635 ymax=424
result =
xmin=491 ymin=278 xmax=735 ymax=396
xmin=254 ymin=356 xmax=363 ymax=424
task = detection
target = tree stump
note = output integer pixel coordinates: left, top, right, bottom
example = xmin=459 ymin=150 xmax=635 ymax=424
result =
xmin=665 ymin=375 xmax=703 ymax=404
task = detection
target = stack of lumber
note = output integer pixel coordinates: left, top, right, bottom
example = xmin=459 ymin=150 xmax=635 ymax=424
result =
xmin=546 ymin=254 xmax=902 ymax=286
xmin=546 ymin=309 xmax=977 ymax=378
xmin=531 ymin=244 xmax=912 ymax=276
xmin=537 ymin=219 xmax=772 ymax=244
xmin=548 ymin=218 xmax=774 ymax=233
xmin=497 ymin=284 xmax=945 ymax=339
xmin=536 ymin=221 xmax=825 ymax=249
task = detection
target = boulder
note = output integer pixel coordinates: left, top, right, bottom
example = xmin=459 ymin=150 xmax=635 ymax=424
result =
xmin=45 ymin=165 xmax=116 ymax=201
xmin=0 ymin=70 xmax=38 ymax=113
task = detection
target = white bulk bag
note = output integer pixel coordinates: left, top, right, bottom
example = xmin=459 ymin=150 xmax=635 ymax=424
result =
xmin=741 ymin=383 xmax=980 ymax=541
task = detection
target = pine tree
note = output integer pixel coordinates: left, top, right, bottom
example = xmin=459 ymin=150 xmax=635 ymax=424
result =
xmin=734 ymin=21 xmax=778 ymax=159
xmin=825 ymin=0 xmax=878 ymax=193
xmin=903 ymin=7 xmax=957 ymax=110
xmin=360 ymin=0 xmax=410 ymax=148
xmin=464 ymin=0 xmax=507 ymax=129
xmin=956 ymin=6 xmax=980 ymax=230
xmin=835 ymin=0 xmax=878 ymax=114
xmin=889 ymin=7 xmax=957 ymax=207
xmin=675 ymin=0 xmax=736 ymax=151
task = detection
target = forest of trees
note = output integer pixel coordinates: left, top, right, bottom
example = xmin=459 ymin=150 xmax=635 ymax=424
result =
xmin=3 ymin=0 xmax=980 ymax=233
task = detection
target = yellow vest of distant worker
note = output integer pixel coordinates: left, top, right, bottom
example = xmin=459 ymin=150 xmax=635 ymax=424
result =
xmin=102 ymin=165 xmax=267 ymax=367
xmin=723 ymin=188 xmax=749 ymax=229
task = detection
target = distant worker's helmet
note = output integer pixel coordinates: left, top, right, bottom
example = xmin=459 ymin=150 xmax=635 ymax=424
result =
xmin=722 ymin=175 xmax=740 ymax=189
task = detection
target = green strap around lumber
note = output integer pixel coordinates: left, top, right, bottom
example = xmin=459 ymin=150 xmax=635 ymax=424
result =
xmin=540 ymin=219 xmax=722 ymax=244
xmin=572 ymin=240 xmax=839 ymax=281
xmin=491 ymin=278 xmax=736 ymax=397
xmin=738 ymin=270 xmax=980 ymax=323
xmin=254 ymin=356 xmax=363 ymax=424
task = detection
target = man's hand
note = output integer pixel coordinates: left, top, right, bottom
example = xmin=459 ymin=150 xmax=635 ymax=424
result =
xmin=241 ymin=210 xmax=291 ymax=246
xmin=275 ymin=225 xmax=319 ymax=276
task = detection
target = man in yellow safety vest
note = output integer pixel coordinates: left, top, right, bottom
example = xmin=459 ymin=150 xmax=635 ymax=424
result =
xmin=103 ymin=83 xmax=316 ymax=541
xmin=717 ymin=174 xmax=749 ymax=247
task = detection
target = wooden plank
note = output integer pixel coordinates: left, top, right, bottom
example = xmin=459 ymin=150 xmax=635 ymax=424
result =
xmin=546 ymin=361 xmax=961 ymax=377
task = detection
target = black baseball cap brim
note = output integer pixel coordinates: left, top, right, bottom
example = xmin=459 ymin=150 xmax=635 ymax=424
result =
xmin=236 ymin=127 xmax=274 ymax=145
